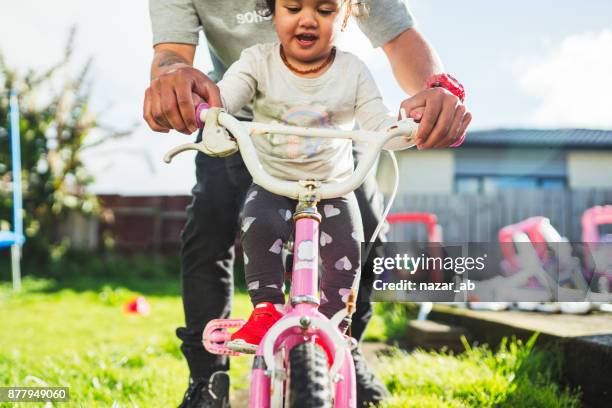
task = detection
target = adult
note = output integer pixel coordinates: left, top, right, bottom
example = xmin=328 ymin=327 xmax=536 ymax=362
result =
xmin=144 ymin=1 xmax=471 ymax=407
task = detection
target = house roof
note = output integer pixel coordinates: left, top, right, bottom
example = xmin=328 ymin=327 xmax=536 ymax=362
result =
xmin=464 ymin=129 xmax=612 ymax=149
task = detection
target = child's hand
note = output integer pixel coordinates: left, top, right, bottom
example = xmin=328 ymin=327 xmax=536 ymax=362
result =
xmin=399 ymin=106 xmax=425 ymax=123
xmin=399 ymin=88 xmax=471 ymax=149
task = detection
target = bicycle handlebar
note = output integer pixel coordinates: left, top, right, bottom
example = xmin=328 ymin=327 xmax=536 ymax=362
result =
xmin=164 ymin=104 xmax=418 ymax=200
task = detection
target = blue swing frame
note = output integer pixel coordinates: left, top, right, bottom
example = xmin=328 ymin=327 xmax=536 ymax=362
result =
xmin=0 ymin=90 xmax=25 ymax=290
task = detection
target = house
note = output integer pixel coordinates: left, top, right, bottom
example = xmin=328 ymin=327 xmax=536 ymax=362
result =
xmin=378 ymin=129 xmax=612 ymax=243
xmin=377 ymin=129 xmax=612 ymax=195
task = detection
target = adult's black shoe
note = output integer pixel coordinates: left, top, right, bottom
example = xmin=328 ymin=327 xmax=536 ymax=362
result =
xmin=178 ymin=371 xmax=230 ymax=408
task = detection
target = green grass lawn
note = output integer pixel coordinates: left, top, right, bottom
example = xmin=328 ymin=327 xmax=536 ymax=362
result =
xmin=0 ymin=277 xmax=580 ymax=407
xmin=0 ymin=277 xmax=253 ymax=407
xmin=377 ymin=337 xmax=580 ymax=408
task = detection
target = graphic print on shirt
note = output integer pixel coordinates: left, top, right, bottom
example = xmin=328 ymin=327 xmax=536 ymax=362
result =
xmin=235 ymin=9 xmax=272 ymax=25
xmin=267 ymin=105 xmax=331 ymax=159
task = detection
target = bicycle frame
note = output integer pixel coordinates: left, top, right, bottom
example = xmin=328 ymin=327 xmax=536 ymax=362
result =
xmin=166 ymin=104 xmax=418 ymax=408
xmin=250 ymin=198 xmax=356 ymax=407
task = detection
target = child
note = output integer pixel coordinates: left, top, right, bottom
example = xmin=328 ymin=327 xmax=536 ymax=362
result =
xmin=213 ymin=0 xmax=404 ymax=351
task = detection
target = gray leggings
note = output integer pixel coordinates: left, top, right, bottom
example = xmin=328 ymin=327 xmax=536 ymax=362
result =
xmin=240 ymin=184 xmax=364 ymax=318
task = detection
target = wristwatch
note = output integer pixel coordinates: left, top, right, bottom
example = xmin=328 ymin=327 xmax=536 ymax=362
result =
xmin=426 ymin=73 xmax=465 ymax=103
xmin=426 ymin=73 xmax=466 ymax=147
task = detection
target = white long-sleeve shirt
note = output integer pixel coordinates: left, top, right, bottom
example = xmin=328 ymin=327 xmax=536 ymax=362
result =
xmin=218 ymin=43 xmax=394 ymax=183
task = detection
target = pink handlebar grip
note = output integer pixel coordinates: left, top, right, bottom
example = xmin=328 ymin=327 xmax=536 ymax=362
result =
xmin=195 ymin=102 xmax=210 ymax=128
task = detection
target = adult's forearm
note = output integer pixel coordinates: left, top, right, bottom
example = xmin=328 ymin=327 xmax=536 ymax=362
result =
xmin=150 ymin=44 xmax=196 ymax=81
xmin=382 ymin=28 xmax=444 ymax=95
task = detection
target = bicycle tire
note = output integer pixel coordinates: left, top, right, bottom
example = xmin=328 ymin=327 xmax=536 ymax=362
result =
xmin=286 ymin=342 xmax=332 ymax=408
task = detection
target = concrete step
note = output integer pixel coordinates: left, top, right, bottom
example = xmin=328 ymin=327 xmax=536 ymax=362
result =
xmin=406 ymin=319 xmax=471 ymax=353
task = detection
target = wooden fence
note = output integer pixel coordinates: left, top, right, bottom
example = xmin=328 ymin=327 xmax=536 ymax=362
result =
xmin=386 ymin=189 xmax=612 ymax=244
xmin=95 ymin=189 xmax=612 ymax=253
xmin=98 ymin=195 xmax=190 ymax=253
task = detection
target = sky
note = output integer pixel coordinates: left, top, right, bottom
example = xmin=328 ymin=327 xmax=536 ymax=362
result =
xmin=1 ymin=0 xmax=611 ymax=194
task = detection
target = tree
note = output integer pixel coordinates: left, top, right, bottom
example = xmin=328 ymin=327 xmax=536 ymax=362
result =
xmin=1 ymin=29 xmax=121 ymax=262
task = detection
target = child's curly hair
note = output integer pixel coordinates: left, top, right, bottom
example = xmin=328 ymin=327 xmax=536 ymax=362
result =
xmin=258 ymin=0 xmax=354 ymax=30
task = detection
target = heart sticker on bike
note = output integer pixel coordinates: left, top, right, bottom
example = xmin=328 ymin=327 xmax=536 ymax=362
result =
xmin=294 ymin=241 xmax=315 ymax=269
xmin=323 ymin=204 xmax=341 ymax=218
xmin=320 ymin=231 xmax=333 ymax=247
xmin=297 ymin=241 xmax=314 ymax=260
xmin=269 ymin=238 xmax=283 ymax=254
xmin=335 ymin=256 xmax=352 ymax=270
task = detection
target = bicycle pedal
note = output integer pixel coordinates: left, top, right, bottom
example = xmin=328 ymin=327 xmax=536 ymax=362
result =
xmin=202 ymin=318 xmax=246 ymax=356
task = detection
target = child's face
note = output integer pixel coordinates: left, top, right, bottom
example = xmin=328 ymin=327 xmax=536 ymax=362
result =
xmin=274 ymin=0 xmax=341 ymax=64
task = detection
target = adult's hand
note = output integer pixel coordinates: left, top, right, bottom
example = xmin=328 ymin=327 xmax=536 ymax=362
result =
xmin=400 ymin=87 xmax=472 ymax=149
xmin=143 ymin=66 xmax=222 ymax=134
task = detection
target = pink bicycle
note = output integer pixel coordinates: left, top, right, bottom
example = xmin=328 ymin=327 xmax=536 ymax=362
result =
xmin=164 ymin=104 xmax=417 ymax=408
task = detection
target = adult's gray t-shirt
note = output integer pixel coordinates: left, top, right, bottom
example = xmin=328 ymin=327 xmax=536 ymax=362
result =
xmin=149 ymin=0 xmax=415 ymax=80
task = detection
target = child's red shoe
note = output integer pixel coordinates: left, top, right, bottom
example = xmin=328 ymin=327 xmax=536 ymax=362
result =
xmin=227 ymin=302 xmax=283 ymax=354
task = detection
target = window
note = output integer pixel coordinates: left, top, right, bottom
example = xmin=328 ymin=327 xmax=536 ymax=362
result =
xmin=540 ymin=178 xmax=566 ymax=190
xmin=483 ymin=176 xmax=537 ymax=193
xmin=456 ymin=175 xmax=566 ymax=193
xmin=455 ymin=177 xmax=479 ymax=194
xmin=454 ymin=148 xmax=567 ymax=194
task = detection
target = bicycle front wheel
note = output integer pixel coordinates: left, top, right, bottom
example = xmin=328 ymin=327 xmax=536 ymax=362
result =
xmin=286 ymin=342 xmax=332 ymax=408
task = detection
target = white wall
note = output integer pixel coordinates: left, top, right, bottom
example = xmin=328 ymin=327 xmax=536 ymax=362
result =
xmin=377 ymin=150 xmax=454 ymax=194
xmin=568 ymin=151 xmax=612 ymax=189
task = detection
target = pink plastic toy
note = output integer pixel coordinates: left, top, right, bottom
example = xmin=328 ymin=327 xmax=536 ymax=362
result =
xmin=386 ymin=212 xmax=444 ymax=282
xmin=123 ymin=296 xmax=150 ymax=315
xmin=582 ymin=205 xmax=612 ymax=291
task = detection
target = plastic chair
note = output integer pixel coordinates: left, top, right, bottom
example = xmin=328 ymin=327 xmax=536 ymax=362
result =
xmin=0 ymin=90 xmax=25 ymax=291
